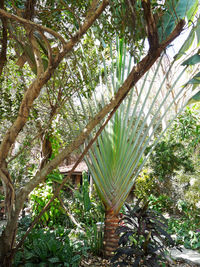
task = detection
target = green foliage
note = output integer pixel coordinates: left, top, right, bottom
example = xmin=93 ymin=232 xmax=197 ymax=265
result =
xmin=74 ymin=219 xmax=104 ymax=256
xmin=30 ymin=181 xmax=68 ymax=227
xmin=9 ymin=140 xmax=36 ymax=186
xmin=146 ymin=140 xmax=194 ymax=182
xmin=48 ymin=175 xmax=104 ymax=256
xmin=148 ymin=194 xmax=174 ymax=214
xmin=69 ymin=184 xmax=104 ymax=227
xmin=86 ymin=222 xmax=104 ymax=256
xmin=49 ymin=133 xmax=63 ymax=160
xmin=182 ymin=53 xmax=200 ymax=66
xmin=0 ymin=65 xmax=26 ymax=123
xmin=142 ymin=106 xmax=200 ymax=212
xmin=158 ymin=0 xmax=198 ymax=42
xmin=168 ymin=205 xmax=200 ymax=250
xmin=68 ymin=183 xmax=104 ymax=255
xmin=107 ymin=0 xmax=146 ymax=60
xmin=18 ymin=215 xmax=32 ymax=232
xmin=134 ymin=170 xmax=157 ymax=200
xmin=168 ymin=107 xmax=200 ymax=148
xmin=82 ymin=171 xmax=91 ymax=212
xmin=14 ymin=228 xmax=86 ymax=267
xmin=165 ymin=107 xmax=200 ymax=207
xmin=112 ymin=201 xmax=176 ymax=266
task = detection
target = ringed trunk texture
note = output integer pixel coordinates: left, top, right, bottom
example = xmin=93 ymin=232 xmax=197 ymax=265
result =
xmin=103 ymin=210 xmax=119 ymax=258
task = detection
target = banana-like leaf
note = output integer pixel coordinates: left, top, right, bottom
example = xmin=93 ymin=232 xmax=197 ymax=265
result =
xmin=158 ymin=0 xmax=197 ymax=41
xmin=33 ymin=31 xmax=48 ymax=56
xmin=175 ymin=14 xmax=200 ymax=60
xmin=187 ymin=71 xmax=200 ymax=84
xmin=182 ymin=53 xmax=200 ymax=66
xmin=196 ymin=18 xmax=200 ymax=46
xmin=186 ymin=0 xmax=199 ymax=22
xmin=187 ymin=90 xmax=200 ymax=104
xmin=175 ymin=28 xmax=195 ymax=60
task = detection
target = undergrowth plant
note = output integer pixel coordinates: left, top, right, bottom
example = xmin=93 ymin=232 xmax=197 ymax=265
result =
xmin=14 ymin=228 xmax=87 ymax=267
xmin=112 ymin=201 xmax=176 ymax=267
xmin=69 ymin=172 xmax=105 ymax=255
xmin=168 ymin=203 xmax=200 ymax=250
xmin=30 ymin=182 xmax=69 ymax=228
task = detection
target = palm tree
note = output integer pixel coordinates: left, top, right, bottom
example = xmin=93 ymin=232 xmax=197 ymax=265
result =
xmin=65 ymin=29 xmax=199 ymax=256
xmin=83 ymin=40 xmax=198 ymax=257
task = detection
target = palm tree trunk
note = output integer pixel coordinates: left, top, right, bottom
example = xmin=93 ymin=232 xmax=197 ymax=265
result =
xmin=103 ymin=209 xmax=119 ymax=258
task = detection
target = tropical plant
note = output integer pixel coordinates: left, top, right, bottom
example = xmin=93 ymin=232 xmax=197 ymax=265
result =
xmin=111 ymin=202 xmax=175 ymax=267
xmin=168 ymin=210 xmax=200 ymax=250
xmin=84 ymin=37 xmax=200 ymax=256
xmin=14 ymin=228 xmax=86 ymax=267
xmin=145 ymin=139 xmax=195 ymax=200
xmin=68 ymin=172 xmax=105 ymax=255
xmin=30 ymin=182 xmax=69 ymax=228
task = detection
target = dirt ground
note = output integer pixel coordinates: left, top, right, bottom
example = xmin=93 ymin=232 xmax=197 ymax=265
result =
xmin=80 ymin=254 xmax=200 ymax=267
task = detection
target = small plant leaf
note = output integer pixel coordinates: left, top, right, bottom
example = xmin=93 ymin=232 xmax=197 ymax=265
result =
xmin=182 ymin=53 xmax=200 ymax=66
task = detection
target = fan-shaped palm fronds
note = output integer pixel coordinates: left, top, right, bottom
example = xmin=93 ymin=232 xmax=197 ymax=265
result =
xmin=77 ymin=38 xmax=196 ymax=257
xmin=63 ymin=35 xmax=198 ymax=257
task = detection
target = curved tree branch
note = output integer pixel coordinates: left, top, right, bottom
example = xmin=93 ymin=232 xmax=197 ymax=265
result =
xmin=0 ymin=0 xmax=109 ymax=164
xmin=0 ymin=9 xmax=67 ymax=45
xmin=0 ymin=0 xmax=109 ymax=220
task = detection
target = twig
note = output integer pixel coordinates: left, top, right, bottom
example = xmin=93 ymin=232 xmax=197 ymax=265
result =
xmin=0 ymin=9 xmax=67 ymax=45
xmin=58 ymin=195 xmax=84 ymax=230
xmin=61 ymin=0 xmax=82 ymax=31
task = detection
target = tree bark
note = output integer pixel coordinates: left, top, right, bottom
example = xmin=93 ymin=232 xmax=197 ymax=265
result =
xmin=0 ymin=0 xmax=7 ymax=76
xmin=0 ymin=197 xmax=24 ymax=267
xmin=103 ymin=209 xmax=119 ymax=258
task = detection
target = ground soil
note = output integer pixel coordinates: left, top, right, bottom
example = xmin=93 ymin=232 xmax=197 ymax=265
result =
xmin=80 ymin=255 xmax=200 ymax=267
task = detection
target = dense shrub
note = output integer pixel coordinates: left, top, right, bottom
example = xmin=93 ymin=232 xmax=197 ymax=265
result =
xmin=30 ymin=182 xmax=69 ymax=227
xmin=14 ymin=228 xmax=87 ymax=267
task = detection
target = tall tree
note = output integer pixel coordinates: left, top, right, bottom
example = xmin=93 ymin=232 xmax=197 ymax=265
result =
xmin=84 ymin=36 xmax=200 ymax=257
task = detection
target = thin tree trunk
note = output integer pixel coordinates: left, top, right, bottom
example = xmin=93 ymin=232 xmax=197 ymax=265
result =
xmin=0 ymin=198 xmax=24 ymax=267
xmin=103 ymin=209 xmax=119 ymax=258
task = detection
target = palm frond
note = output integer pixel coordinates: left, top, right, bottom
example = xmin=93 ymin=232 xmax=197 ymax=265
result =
xmin=84 ymin=39 xmax=195 ymax=213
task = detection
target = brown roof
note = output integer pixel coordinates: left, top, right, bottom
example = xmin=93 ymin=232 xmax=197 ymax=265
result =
xmin=59 ymin=161 xmax=88 ymax=174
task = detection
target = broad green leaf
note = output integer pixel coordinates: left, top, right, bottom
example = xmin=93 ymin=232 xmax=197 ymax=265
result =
xmin=158 ymin=0 xmax=196 ymax=42
xmin=196 ymin=19 xmax=200 ymax=46
xmin=33 ymin=31 xmax=48 ymax=56
xmin=48 ymin=257 xmax=61 ymax=263
xmin=175 ymin=29 xmax=195 ymax=60
xmin=187 ymin=72 xmax=200 ymax=84
xmin=182 ymin=53 xmax=200 ymax=66
xmin=187 ymin=91 xmax=200 ymax=105
xmin=172 ymin=14 xmax=199 ymax=60
xmin=186 ymin=0 xmax=198 ymax=22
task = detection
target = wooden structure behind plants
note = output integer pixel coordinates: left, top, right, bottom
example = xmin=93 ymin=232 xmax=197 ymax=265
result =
xmin=59 ymin=161 xmax=88 ymax=187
